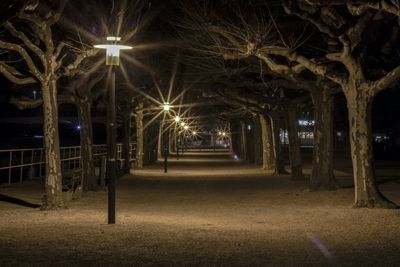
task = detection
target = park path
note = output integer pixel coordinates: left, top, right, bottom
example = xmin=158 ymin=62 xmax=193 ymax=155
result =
xmin=1 ymin=151 xmax=400 ymax=266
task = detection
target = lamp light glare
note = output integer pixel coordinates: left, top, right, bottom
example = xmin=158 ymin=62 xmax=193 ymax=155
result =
xmin=163 ymin=103 xmax=170 ymax=111
xmin=94 ymin=36 xmax=132 ymax=66
xmin=174 ymin=116 xmax=180 ymax=122
xmin=184 ymin=125 xmax=189 ymax=130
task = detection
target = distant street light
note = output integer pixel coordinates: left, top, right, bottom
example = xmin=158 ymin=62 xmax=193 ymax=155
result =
xmin=180 ymin=122 xmax=186 ymax=127
xmin=184 ymin=125 xmax=189 ymax=130
xmin=94 ymin=36 xmax=132 ymax=225
xmin=163 ymin=102 xmax=171 ymax=112
xmin=174 ymin=116 xmax=180 ymax=123
xmin=192 ymin=131 xmax=196 ymax=135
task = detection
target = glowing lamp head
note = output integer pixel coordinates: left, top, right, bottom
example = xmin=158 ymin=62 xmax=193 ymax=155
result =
xmin=218 ymin=131 xmax=222 ymax=136
xmin=163 ymin=102 xmax=170 ymax=112
xmin=180 ymin=122 xmax=185 ymax=127
xmin=192 ymin=131 xmax=196 ymax=135
xmin=174 ymin=116 xmax=180 ymax=123
xmin=222 ymin=132 xmax=226 ymax=136
xmin=94 ymin=36 xmax=132 ymax=66
xmin=184 ymin=125 xmax=189 ymax=130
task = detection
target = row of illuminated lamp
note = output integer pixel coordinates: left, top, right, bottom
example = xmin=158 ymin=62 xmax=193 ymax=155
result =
xmin=218 ymin=131 xmax=227 ymax=136
xmin=163 ymin=102 xmax=197 ymax=135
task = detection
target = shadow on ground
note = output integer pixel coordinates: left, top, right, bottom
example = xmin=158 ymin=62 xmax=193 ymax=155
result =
xmin=0 ymin=193 xmax=41 ymax=208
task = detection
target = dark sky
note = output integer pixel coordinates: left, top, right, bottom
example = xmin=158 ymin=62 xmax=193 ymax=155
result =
xmin=0 ymin=0 xmax=399 ymax=148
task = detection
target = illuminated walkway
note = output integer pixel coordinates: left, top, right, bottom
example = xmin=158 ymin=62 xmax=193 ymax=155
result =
xmin=1 ymin=151 xmax=400 ymax=266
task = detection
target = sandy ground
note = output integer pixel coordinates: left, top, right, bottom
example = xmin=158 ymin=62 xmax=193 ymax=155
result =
xmin=1 ymin=152 xmax=400 ymax=266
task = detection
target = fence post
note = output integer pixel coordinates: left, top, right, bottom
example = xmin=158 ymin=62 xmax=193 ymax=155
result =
xmin=30 ymin=150 xmax=34 ymax=180
xmin=39 ymin=149 xmax=43 ymax=178
xmin=8 ymin=151 xmax=12 ymax=184
xmin=20 ymin=151 xmax=24 ymax=183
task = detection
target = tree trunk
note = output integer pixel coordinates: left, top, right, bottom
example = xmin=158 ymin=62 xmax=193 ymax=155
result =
xmin=310 ymin=88 xmax=336 ymax=190
xmin=228 ymin=122 xmax=233 ymax=154
xmin=77 ymin=98 xmax=97 ymax=191
xmin=253 ymin=115 xmax=263 ymax=165
xmin=286 ymin=107 xmax=303 ymax=180
xmin=346 ymin=90 xmax=397 ymax=208
xmin=270 ymin=114 xmax=287 ymax=174
xmin=41 ymin=80 xmax=64 ymax=209
xmin=135 ymin=106 xmax=144 ymax=169
xmin=240 ymin=121 xmax=247 ymax=161
xmin=260 ymin=114 xmax=275 ymax=170
xmin=122 ymin=114 xmax=131 ymax=174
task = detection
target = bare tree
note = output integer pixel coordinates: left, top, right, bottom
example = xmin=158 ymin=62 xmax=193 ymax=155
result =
xmin=176 ymin=1 xmax=400 ymax=207
xmin=0 ymin=1 xmax=96 ymax=209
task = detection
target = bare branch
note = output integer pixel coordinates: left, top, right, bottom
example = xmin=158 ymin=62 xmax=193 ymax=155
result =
xmin=0 ymin=40 xmax=43 ymax=81
xmin=9 ymin=95 xmax=42 ymax=110
xmin=61 ymin=49 xmax=98 ymax=77
xmin=47 ymin=0 xmax=68 ymax=26
xmin=0 ymin=63 xmax=36 ymax=85
xmin=54 ymin=42 xmax=66 ymax=60
xmin=3 ymin=21 xmax=46 ymax=68
xmin=369 ymin=65 xmax=400 ymax=95
xmin=283 ymin=1 xmax=337 ymax=39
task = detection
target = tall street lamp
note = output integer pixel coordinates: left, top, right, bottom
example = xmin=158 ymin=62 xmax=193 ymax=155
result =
xmin=162 ymin=103 xmax=170 ymax=173
xmin=94 ymin=36 xmax=132 ymax=224
xmin=183 ymin=125 xmax=189 ymax=153
xmin=174 ymin=116 xmax=180 ymax=160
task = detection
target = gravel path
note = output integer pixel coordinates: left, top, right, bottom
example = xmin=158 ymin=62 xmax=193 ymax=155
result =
xmin=1 ymin=152 xmax=400 ymax=266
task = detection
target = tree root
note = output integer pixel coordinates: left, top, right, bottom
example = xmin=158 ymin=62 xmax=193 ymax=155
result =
xmin=354 ymin=198 xmax=399 ymax=209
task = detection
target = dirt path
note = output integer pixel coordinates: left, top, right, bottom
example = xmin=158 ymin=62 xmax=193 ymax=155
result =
xmin=1 ymin=152 xmax=400 ymax=266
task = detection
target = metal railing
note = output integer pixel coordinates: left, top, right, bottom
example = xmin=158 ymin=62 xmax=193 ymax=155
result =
xmin=0 ymin=143 xmax=136 ymax=184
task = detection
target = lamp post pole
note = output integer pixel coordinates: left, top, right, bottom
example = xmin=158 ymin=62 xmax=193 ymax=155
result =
xmin=107 ymin=66 xmax=117 ymax=224
xmin=176 ymin=132 xmax=179 ymax=160
xmin=162 ymin=103 xmax=170 ymax=173
xmin=163 ymin=122 xmax=168 ymax=173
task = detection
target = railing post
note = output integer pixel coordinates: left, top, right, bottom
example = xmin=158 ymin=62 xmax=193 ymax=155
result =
xmin=30 ymin=150 xmax=34 ymax=180
xmin=20 ymin=151 xmax=24 ymax=183
xmin=39 ymin=149 xmax=43 ymax=178
xmin=8 ymin=151 xmax=12 ymax=184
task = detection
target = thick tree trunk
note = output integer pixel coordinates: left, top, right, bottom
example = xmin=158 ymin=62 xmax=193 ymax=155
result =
xmin=122 ymin=114 xmax=132 ymax=174
xmin=253 ymin=115 xmax=263 ymax=165
xmin=270 ymin=114 xmax=287 ymax=174
xmin=240 ymin=121 xmax=247 ymax=161
xmin=286 ymin=108 xmax=303 ymax=180
xmin=228 ymin=122 xmax=233 ymax=154
xmin=310 ymin=89 xmax=336 ymax=190
xmin=77 ymin=98 xmax=97 ymax=191
xmin=41 ymin=80 xmax=64 ymax=209
xmin=135 ymin=106 xmax=144 ymax=169
xmin=346 ymin=90 xmax=397 ymax=208
xmin=246 ymin=120 xmax=255 ymax=163
xmin=260 ymin=114 xmax=275 ymax=170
